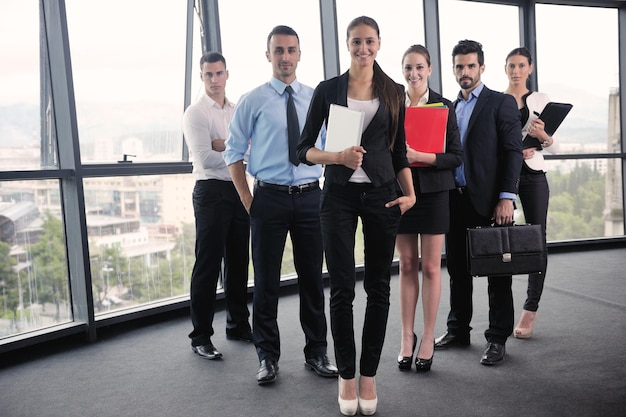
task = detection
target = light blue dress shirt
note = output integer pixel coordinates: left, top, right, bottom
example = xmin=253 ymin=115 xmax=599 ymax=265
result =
xmin=454 ymin=83 xmax=516 ymax=200
xmin=223 ymin=77 xmax=323 ymax=186
xmin=454 ymin=83 xmax=482 ymax=188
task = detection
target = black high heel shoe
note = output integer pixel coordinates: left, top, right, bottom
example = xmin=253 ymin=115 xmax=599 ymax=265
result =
xmin=397 ymin=333 xmax=417 ymax=371
xmin=415 ymin=341 xmax=434 ymax=373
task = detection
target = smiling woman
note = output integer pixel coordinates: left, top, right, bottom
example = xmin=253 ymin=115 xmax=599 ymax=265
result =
xmin=336 ymin=0 xmax=424 ymax=84
xmin=297 ymin=15 xmax=415 ymax=416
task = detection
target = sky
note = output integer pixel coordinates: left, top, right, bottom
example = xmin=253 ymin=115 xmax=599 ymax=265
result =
xmin=217 ymin=0 xmax=618 ymax=105
xmin=0 ymin=0 xmax=619 ymax=135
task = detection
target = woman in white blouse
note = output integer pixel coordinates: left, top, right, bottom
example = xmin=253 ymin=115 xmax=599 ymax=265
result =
xmin=504 ymin=47 xmax=560 ymax=339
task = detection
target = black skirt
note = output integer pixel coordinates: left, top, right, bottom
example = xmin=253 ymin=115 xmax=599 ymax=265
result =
xmin=397 ymin=190 xmax=449 ymax=235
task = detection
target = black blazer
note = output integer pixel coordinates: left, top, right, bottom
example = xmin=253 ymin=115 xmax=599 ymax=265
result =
xmin=297 ymin=71 xmax=409 ymax=188
xmin=457 ymin=85 xmax=522 ymax=218
xmin=409 ymin=89 xmax=463 ymax=194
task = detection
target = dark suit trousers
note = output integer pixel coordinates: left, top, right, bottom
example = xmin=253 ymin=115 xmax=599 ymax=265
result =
xmin=445 ymin=189 xmax=514 ymax=344
xmin=518 ymin=170 xmax=550 ymax=311
xmin=321 ymin=182 xmax=401 ymax=378
xmin=250 ymin=185 xmax=327 ymax=363
xmin=189 ymin=180 xmax=251 ymax=347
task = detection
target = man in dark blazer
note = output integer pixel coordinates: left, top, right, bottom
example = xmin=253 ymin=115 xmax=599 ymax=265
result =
xmin=434 ymin=40 xmax=522 ymax=365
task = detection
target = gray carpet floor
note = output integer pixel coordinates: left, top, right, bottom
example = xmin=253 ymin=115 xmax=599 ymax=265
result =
xmin=1 ymin=247 xmax=625 ymax=417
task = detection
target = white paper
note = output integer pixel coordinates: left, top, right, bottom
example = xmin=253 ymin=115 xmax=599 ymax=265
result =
xmin=324 ymin=104 xmax=364 ymax=152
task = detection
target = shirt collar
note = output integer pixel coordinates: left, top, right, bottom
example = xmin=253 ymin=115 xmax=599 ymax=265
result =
xmin=457 ymin=82 xmax=484 ymax=102
xmin=270 ymin=77 xmax=300 ymax=95
xmin=405 ymin=89 xmax=430 ymax=107
xmin=201 ymin=91 xmax=234 ymax=109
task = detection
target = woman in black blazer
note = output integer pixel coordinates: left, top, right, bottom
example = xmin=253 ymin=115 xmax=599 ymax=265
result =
xmin=395 ymin=45 xmax=463 ymax=373
xmin=504 ymin=47 xmax=557 ymax=339
xmin=297 ymin=16 xmax=415 ymax=417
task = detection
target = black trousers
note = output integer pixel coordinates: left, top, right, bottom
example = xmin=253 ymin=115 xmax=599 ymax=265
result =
xmin=321 ymin=181 xmax=401 ymax=379
xmin=445 ymin=189 xmax=514 ymax=344
xmin=189 ymin=180 xmax=251 ymax=346
xmin=250 ymin=185 xmax=327 ymax=362
xmin=518 ymin=170 xmax=550 ymax=311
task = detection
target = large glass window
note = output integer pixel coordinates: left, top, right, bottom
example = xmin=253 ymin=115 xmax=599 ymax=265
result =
xmin=2 ymin=0 xmax=625 ymax=352
xmin=547 ymin=159 xmax=622 ymax=240
xmin=0 ymin=1 xmax=55 ymax=171
xmin=0 ymin=2 xmax=72 ymax=339
xmin=536 ymin=5 xmax=619 ymax=155
xmin=438 ymin=0 xmax=519 ymax=99
xmin=65 ymin=0 xmax=188 ymax=163
xmin=535 ymin=5 xmax=622 ymax=239
xmin=515 ymin=158 xmax=623 ymax=240
xmin=0 ymin=180 xmax=72 ymax=338
xmin=335 ymin=0 xmax=424 ymax=85
xmin=83 ymin=174 xmax=197 ymax=314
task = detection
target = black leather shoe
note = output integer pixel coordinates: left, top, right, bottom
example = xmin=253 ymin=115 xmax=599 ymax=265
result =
xmin=434 ymin=331 xmax=470 ymax=350
xmin=191 ymin=342 xmax=222 ymax=360
xmin=397 ymin=332 xmax=417 ymax=371
xmin=226 ymin=327 xmax=253 ymax=342
xmin=304 ymin=354 xmax=339 ymax=377
xmin=480 ymin=342 xmax=506 ymax=365
xmin=256 ymin=359 xmax=279 ymax=385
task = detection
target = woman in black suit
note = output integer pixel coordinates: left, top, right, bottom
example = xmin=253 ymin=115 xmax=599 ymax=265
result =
xmin=297 ymin=16 xmax=415 ymax=416
xmin=395 ymin=45 xmax=462 ymax=373
xmin=503 ymin=47 xmax=558 ymax=339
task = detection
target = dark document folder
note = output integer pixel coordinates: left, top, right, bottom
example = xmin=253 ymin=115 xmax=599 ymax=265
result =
xmin=404 ymin=106 xmax=448 ymax=167
xmin=523 ymin=102 xmax=573 ymax=149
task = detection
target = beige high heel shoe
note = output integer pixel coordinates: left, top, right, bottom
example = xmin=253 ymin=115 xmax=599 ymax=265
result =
xmin=358 ymin=376 xmax=378 ymax=416
xmin=514 ymin=310 xmax=537 ymax=339
xmin=338 ymin=376 xmax=358 ymax=416
xmin=358 ymin=396 xmax=378 ymax=416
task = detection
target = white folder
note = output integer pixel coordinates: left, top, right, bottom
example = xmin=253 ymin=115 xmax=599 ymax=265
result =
xmin=324 ymin=104 xmax=364 ymax=152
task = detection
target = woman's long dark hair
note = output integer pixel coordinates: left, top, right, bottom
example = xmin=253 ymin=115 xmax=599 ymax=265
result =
xmin=506 ymin=46 xmax=533 ymax=66
xmin=347 ymin=16 xmax=402 ymax=149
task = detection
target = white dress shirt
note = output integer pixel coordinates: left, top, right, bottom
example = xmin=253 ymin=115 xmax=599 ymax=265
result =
xmin=182 ymin=91 xmax=235 ymax=181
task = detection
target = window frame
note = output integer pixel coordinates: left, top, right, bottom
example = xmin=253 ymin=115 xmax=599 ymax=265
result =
xmin=0 ymin=0 xmax=624 ymax=354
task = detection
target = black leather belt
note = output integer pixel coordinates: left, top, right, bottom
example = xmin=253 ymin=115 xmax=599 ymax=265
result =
xmin=256 ymin=180 xmax=319 ymax=194
xmin=456 ymin=186 xmax=467 ymax=194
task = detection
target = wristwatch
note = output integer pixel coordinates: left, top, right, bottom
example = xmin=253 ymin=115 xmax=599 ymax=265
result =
xmin=541 ymin=138 xmax=550 ymax=147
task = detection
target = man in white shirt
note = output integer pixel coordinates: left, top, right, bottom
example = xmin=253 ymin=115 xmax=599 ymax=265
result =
xmin=183 ymin=52 xmax=251 ymax=360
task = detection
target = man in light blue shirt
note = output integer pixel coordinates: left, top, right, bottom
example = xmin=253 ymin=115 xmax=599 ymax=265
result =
xmin=224 ymin=25 xmax=337 ymax=385
xmin=224 ymin=77 xmax=322 ymax=186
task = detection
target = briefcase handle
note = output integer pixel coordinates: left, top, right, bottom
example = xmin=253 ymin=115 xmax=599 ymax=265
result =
xmin=476 ymin=221 xmax=516 ymax=229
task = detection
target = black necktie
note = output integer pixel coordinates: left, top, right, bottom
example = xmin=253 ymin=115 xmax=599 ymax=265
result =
xmin=285 ymin=85 xmax=300 ymax=166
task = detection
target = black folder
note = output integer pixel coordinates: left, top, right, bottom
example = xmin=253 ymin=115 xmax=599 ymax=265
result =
xmin=523 ymin=102 xmax=573 ymax=149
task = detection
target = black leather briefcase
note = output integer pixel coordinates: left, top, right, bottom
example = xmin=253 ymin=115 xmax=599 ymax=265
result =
xmin=466 ymin=224 xmax=545 ymax=277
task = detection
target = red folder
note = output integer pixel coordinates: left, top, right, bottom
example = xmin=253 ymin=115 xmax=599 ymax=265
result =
xmin=404 ymin=106 xmax=448 ymax=167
